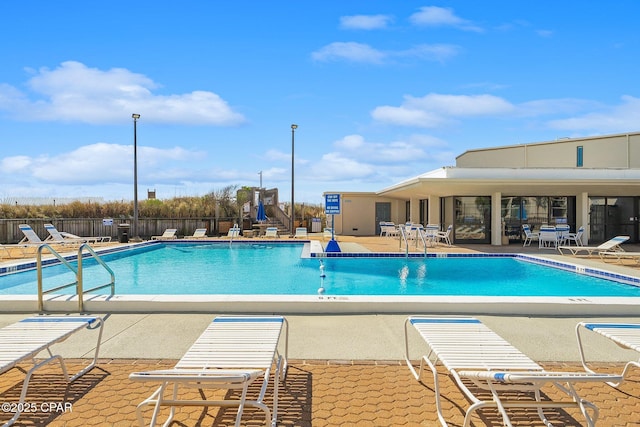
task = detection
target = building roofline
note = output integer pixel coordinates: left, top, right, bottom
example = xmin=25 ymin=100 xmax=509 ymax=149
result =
xmin=455 ymin=130 xmax=640 ymax=161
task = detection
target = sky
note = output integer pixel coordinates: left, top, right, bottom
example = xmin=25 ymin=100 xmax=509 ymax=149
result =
xmin=1 ymin=1 xmax=639 ymax=205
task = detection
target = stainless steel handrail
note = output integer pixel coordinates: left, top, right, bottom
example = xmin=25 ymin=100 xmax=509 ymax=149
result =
xmin=398 ymin=226 xmax=428 ymax=258
xmin=37 ymin=244 xmax=78 ymax=312
xmin=77 ymin=243 xmax=115 ymax=311
xmin=36 ymin=243 xmax=115 ymax=312
xmin=399 ymin=226 xmax=409 ymax=258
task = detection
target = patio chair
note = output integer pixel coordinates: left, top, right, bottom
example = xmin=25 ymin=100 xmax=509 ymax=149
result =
xmin=264 ymin=227 xmax=279 ymax=238
xmin=522 ymin=224 xmax=539 ymax=247
xmin=434 ymin=224 xmax=453 ymax=246
xmin=555 ymin=224 xmax=571 ymax=246
xmin=404 ymin=224 xmax=423 ymax=240
xmin=0 ymin=316 xmax=104 ymax=426
xmin=404 ymin=316 xmax=622 ymax=427
xmin=557 ymin=235 xmax=629 ymax=256
xmin=151 ymin=228 xmax=178 ymax=240
xmin=294 ymin=227 xmax=308 ymax=238
xmin=130 ymin=315 xmax=288 ymax=427
xmin=44 ymin=223 xmax=110 ymax=245
xmin=538 ymin=225 xmax=558 ymax=248
xmin=576 ymin=322 xmax=640 ymax=387
xmin=422 ymin=224 xmax=439 ymax=245
xmin=379 ymin=222 xmax=398 ymax=237
xmin=565 ymin=226 xmax=584 ymax=246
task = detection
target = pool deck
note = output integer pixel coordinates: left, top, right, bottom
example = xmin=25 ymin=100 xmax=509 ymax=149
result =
xmin=1 ymin=236 xmax=639 ymax=425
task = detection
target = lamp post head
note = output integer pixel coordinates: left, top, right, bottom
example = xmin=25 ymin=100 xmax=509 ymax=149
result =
xmin=132 ymin=113 xmax=141 ymax=120
xmin=291 ymin=124 xmax=298 ymax=130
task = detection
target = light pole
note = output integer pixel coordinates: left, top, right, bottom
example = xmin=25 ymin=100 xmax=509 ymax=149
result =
xmin=290 ymin=124 xmax=297 ymax=236
xmin=132 ymin=113 xmax=140 ymax=239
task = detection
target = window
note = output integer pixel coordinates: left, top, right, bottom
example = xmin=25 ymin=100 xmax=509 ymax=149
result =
xmin=577 ymin=146 xmax=583 ymax=167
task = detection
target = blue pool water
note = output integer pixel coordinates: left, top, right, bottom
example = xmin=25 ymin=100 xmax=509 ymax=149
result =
xmin=1 ymin=243 xmax=639 ymax=297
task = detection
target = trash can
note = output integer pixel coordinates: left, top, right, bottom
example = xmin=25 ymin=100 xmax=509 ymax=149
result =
xmin=117 ymin=223 xmax=130 ymax=243
xmin=311 ymin=218 xmax=322 ymax=233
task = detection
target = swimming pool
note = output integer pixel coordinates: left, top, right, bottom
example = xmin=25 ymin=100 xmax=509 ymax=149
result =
xmin=1 ymin=242 xmax=640 ymax=297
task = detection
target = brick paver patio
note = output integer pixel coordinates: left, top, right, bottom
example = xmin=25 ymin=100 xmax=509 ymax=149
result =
xmin=0 ymin=359 xmax=637 ymax=426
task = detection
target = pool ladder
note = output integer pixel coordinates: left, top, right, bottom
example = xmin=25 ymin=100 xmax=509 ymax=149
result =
xmin=36 ymin=243 xmax=115 ymax=313
xmin=398 ymin=226 xmax=428 ymax=258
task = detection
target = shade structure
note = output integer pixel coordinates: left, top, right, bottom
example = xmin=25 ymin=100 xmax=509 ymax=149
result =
xmin=257 ymin=200 xmax=267 ymax=222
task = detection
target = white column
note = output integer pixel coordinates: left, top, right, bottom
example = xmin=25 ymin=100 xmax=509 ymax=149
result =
xmin=577 ymin=192 xmax=589 ymax=245
xmin=491 ymin=192 xmax=502 ymax=246
xmin=429 ymin=195 xmax=441 ymax=225
xmin=410 ymin=197 xmax=420 ymax=224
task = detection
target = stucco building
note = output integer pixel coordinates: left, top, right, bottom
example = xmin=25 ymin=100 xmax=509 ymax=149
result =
xmin=325 ymin=131 xmax=640 ymax=246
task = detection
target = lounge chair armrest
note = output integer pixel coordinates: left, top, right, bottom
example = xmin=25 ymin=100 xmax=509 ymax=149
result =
xmin=457 ymin=370 xmax=623 ymax=384
xmin=129 ymin=369 xmax=264 ymax=384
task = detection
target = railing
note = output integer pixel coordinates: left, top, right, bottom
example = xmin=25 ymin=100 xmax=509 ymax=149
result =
xmin=272 ymin=205 xmax=291 ymax=234
xmin=399 ymin=227 xmax=409 ymax=258
xmin=37 ymin=243 xmax=115 ymax=312
xmin=77 ymin=243 xmax=115 ymax=310
xmin=398 ymin=225 xmax=428 ymax=258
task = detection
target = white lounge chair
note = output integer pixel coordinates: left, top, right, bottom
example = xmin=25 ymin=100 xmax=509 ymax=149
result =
xmin=187 ymin=228 xmax=208 ymax=239
xmin=522 ymin=224 xmax=539 ymax=247
xmin=151 ymin=228 xmax=178 ymax=240
xmin=0 ymin=316 xmax=103 ymax=426
xmin=0 ymin=243 xmax=30 ymax=259
xmin=44 ymin=223 xmax=110 ymax=245
xmin=558 ymin=235 xmax=630 ymax=256
xmin=294 ymin=227 xmax=308 ymax=238
xmin=598 ymin=251 xmax=640 ymax=264
xmin=538 ymin=225 xmax=558 ymax=248
xmin=263 ymin=227 xmax=278 ymax=238
xmin=404 ymin=316 xmax=622 ymax=427
xmin=576 ymin=322 xmax=640 ymax=387
xmin=130 ymin=315 xmax=288 ymax=427
xmin=323 ymin=227 xmax=334 ymax=240
xmin=18 ymin=224 xmax=45 ymax=245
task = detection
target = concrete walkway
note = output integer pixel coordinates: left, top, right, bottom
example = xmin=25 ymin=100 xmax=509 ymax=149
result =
xmin=0 ymin=313 xmax=637 ymax=363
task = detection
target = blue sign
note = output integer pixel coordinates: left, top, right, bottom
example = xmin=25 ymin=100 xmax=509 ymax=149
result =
xmin=325 ymin=193 xmax=341 ymax=215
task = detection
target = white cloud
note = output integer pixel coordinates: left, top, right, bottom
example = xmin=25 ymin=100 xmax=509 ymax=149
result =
xmin=306 ymin=133 xmax=451 ymax=185
xmin=397 ymin=44 xmax=460 ymax=62
xmin=309 ymin=152 xmax=376 ymax=181
xmin=0 ymin=142 xmax=206 ymax=185
xmin=312 ymin=42 xmax=459 ymax=64
xmin=547 ymin=95 xmax=640 ymax=132
xmin=372 ymin=93 xmax=513 ymax=127
xmin=517 ymin=98 xmax=601 ymax=117
xmin=409 ymin=6 xmax=483 ymax=32
xmin=371 ymin=91 xmax=640 ymax=137
xmin=339 ymin=14 xmax=393 ymax=30
xmin=334 ymin=134 xmax=428 ymax=162
xmin=0 ymin=61 xmax=245 ymax=125
xmin=0 ymin=155 xmax=32 ymax=173
xmin=312 ymin=42 xmax=387 ymax=64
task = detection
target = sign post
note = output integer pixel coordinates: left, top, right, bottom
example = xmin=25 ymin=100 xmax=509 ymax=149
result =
xmin=324 ymin=194 xmax=341 ymax=253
